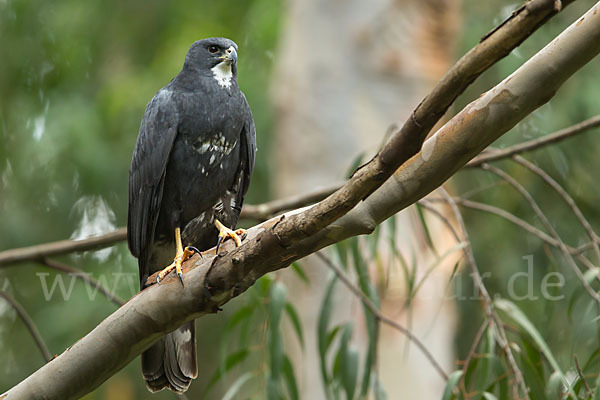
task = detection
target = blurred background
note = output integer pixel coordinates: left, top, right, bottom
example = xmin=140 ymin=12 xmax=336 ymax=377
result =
xmin=1 ymin=0 xmax=599 ymax=399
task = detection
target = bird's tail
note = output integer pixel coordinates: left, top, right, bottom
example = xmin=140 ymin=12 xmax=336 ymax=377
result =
xmin=141 ymin=321 xmax=198 ymax=393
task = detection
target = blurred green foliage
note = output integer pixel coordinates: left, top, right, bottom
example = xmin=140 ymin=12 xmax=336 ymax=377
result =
xmin=451 ymin=0 xmax=600 ymax=398
xmin=0 ymin=0 xmax=281 ymax=398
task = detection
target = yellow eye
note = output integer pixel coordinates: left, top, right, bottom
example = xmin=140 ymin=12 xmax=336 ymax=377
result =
xmin=208 ymin=45 xmax=219 ymax=54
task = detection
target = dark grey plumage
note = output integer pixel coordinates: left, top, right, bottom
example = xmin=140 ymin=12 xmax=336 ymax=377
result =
xmin=127 ymin=37 xmax=256 ymax=393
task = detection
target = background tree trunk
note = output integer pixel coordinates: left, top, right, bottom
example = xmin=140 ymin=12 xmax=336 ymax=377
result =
xmin=271 ymin=0 xmax=461 ymax=397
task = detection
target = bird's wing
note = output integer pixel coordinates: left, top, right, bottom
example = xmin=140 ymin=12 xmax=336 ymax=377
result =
xmin=239 ymin=93 xmax=257 ymax=198
xmin=127 ymin=89 xmax=179 ymax=272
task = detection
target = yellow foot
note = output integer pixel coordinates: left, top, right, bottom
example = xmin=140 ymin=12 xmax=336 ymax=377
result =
xmin=215 ymin=219 xmax=248 ymax=254
xmin=156 ymin=246 xmax=196 ymax=286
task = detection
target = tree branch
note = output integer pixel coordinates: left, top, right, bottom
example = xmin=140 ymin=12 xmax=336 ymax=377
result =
xmin=0 ymin=228 xmax=127 ymax=267
xmin=3 ymin=109 xmax=598 ymax=267
xmin=4 ymin=2 xmax=600 ymax=398
xmin=0 ymin=290 xmax=52 ymax=363
xmin=467 ymin=114 xmax=600 ymax=167
xmin=511 ymin=155 xmax=600 ymax=263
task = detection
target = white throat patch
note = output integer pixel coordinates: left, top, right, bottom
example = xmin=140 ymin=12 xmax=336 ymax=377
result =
xmin=211 ymin=62 xmax=233 ymax=88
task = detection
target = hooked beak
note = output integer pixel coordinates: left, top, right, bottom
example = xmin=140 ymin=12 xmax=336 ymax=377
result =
xmin=219 ymin=46 xmax=237 ymax=64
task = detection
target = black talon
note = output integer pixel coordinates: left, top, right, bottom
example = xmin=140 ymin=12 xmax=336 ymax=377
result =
xmin=178 ymin=271 xmax=184 ymax=287
xmin=156 ymin=276 xmax=161 ymax=284
xmin=187 ymin=246 xmax=202 ymax=257
xmin=216 ymin=236 xmax=224 ymax=254
xmin=241 ymin=232 xmax=248 ymax=241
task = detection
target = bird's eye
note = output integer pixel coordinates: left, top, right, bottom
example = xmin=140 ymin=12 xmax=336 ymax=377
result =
xmin=208 ymin=45 xmax=219 ymax=54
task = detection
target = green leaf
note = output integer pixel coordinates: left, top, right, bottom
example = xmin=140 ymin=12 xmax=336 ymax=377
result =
xmin=222 ymin=372 xmax=254 ymax=400
xmin=346 ymin=152 xmax=365 ymax=179
xmin=338 ymin=324 xmax=358 ymax=400
xmin=269 ymin=282 xmax=287 ymax=378
xmin=349 ymin=238 xmax=379 ymax=397
xmin=285 ymin=302 xmax=304 ymax=349
xmin=318 ymin=276 xmax=338 ymax=394
xmin=481 ymin=392 xmax=498 ymax=400
xmin=495 ymin=299 xmax=575 ymax=397
xmin=256 ymin=275 xmax=274 ymax=298
xmin=441 ymin=370 xmax=463 ymax=400
xmin=519 ymin=335 xmax=546 ymax=399
xmin=282 ymin=355 xmax=299 ymax=400
xmin=326 ymin=325 xmax=343 ymax=352
xmin=334 ymin=240 xmax=349 ymax=270
xmin=546 ymin=371 xmax=564 ymax=399
xmin=267 ymin=376 xmax=282 ymax=400
xmin=415 ymin=203 xmax=437 ymax=255
xmin=204 ymin=349 xmax=250 ymax=395
xmin=226 ymin=305 xmax=255 ymax=331
xmin=291 ymin=262 xmax=310 ymax=285
xmin=219 ymin=304 xmax=255 ymax=377
xmin=593 ymin=373 xmax=600 ymax=400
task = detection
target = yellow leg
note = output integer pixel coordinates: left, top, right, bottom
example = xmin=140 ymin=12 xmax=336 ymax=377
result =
xmin=215 ymin=219 xmax=248 ymax=254
xmin=156 ymin=227 xmax=195 ymax=286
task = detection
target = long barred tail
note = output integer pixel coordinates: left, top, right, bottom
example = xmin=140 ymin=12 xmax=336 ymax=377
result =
xmin=141 ymin=321 xmax=197 ymax=393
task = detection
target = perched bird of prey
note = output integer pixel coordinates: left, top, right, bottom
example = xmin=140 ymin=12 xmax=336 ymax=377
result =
xmin=127 ymin=37 xmax=256 ymax=393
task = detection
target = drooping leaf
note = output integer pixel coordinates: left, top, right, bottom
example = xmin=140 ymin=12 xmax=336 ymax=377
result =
xmin=593 ymin=373 xmax=600 ymax=400
xmin=290 ymin=262 xmax=310 ymax=285
xmin=495 ymin=299 xmax=575 ymax=397
xmin=226 ymin=305 xmax=255 ymax=331
xmin=204 ymin=349 xmax=250 ymax=396
xmin=345 ymin=152 xmax=366 ymax=179
xmin=285 ymin=302 xmax=305 ymax=349
xmin=282 ymin=355 xmax=299 ymax=400
xmin=269 ymin=281 xmax=287 ymax=378
xmin=318 ymin=275 xmax=339 ymax=395
xmin=415 ymin=202 xmax=438 ymax=255
xmin=545 ymin=371 xmax=564 ymax=399
xmin=481 ymin=392 xmax=498 ymax=400
xmin=222 ymin=372 xmax=254 ymax=400
xmin=441 ymin=370 xmax=463 ymax=400
xmin=349 ymin=238 xmax=379 ymax=397
xmin=337 ymin=323 xmax=358 ymax=400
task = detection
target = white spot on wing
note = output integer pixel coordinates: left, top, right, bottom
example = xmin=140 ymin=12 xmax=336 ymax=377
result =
xmin=211 ymin=61 xmax=233 ymax=88
xmin=174 ymin=328 xmax=192 ymax=343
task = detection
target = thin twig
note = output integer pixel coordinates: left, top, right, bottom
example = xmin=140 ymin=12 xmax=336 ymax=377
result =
xmin=0 ymin=290 xmax=52 ymax=362
xmin=467 ymin=115 xmax=600 ymax=167
xmin=459 ymin=320 xmax=490 ymax=399
xmin=573 ymin=354 xmax=591 ymax=397
xmin=438 ymin=188 xmax=529 ymax=400
xmin=481 ymin=163 xmax=600 ymax=305
xmin=241 ymin=183 xmax=342 ymax=221
xmin=424 ymin=197 xmax=595 ymax=256
xmin=314 ymin=251 xmax=449 ymax=381
xmin=41 ymin=258 xmax=125 ymax=306
xmin=0 ymin=228 xmax=127 ymax=266
xmin=511 ymin=154 xmax=600 ymax=264
xmin=0 ymin=183 xmax=342 ymax=267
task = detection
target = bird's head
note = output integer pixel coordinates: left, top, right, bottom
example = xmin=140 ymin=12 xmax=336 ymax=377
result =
xmin=184 ymin=37 xmax=238 ymax=77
